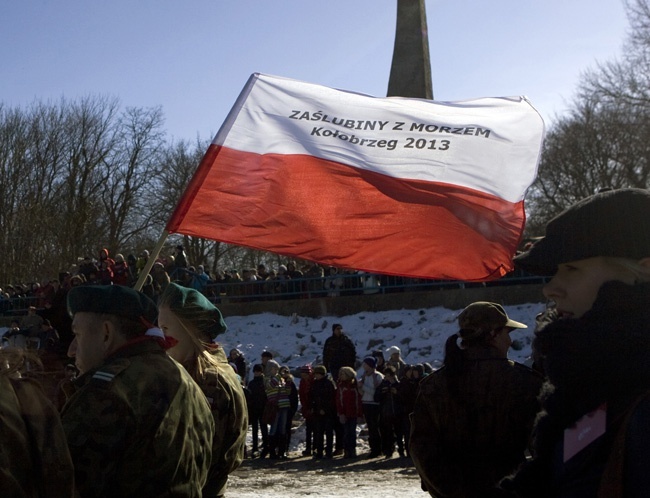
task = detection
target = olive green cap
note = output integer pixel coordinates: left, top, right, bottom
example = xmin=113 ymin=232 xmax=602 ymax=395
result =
xmin=67 ymin=285 xmax=157 ymax=326
xmin=458 ymin=302 xmax=527 ymax=332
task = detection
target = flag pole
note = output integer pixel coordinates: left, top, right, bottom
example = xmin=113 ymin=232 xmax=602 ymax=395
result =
xmin=133 ymin=230 xmax=170 ymax=291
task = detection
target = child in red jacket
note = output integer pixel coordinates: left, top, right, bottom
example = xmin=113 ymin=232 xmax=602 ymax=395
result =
xmin=336 ymin=366 xmax=363 ymax=458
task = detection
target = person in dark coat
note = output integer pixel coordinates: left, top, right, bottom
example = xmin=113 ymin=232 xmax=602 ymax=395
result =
xmin=500 ymin=188 xmax=650 ymax=498
xmin=228 ymin=348 xmax=248 ymax=383
xmin=298 ymin=364 xmax=316 ymax=456
xmin=375 ymin=365 xmax=406 ymax=458
xmin=397 ymin=365 xmax=418 ymax=457
xmin=310 ymin=365 xmax=337 ymax=459
xmin=322 ymin=323 xmax=356 ymax=382
xmin=410 ymin=301 xmax=542 ymax=497
xmin=247 ymin=364 xmax=268 ymax=458
xmin=322 ymin=323 xmax=356 ymax=455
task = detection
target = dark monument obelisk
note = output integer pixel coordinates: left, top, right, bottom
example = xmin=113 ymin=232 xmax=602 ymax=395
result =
xmin=387 ymin=0 xmax=433 ymax=99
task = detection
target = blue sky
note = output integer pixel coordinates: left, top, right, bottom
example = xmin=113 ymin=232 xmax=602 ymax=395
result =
xmin=2 ymin=1 xmax=628 ymax=143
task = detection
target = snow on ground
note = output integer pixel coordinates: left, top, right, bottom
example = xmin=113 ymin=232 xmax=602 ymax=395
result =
xmin=219 ymin=301 xmax=547 ymax=454
xmin=219 ymin=301 xmax=547 ymax=379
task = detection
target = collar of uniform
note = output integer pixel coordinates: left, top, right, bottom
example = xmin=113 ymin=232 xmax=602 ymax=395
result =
xmin=74 ymin=336 xmax=165 ymax=387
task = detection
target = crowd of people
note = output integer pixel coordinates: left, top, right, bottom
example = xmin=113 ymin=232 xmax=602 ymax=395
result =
xmin=0 ymin=246 xmax=397 ymax=315
xmin=0 ymin=188 xmax=649 ymax=498
xmin=238 ymin=332 xmax=434 ymax=463
xmin=0 ymin=242 xmax=538 ymax=319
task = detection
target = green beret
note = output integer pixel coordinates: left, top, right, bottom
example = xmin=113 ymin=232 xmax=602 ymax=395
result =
xmin=67 ymin=285 xmax=158 ymax=326
xmin=160 ymin=283 xmax=227 ymax=339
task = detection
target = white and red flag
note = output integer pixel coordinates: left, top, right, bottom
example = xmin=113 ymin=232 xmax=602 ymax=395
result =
xmin=167 ymin=73 xmax=544 ymax=281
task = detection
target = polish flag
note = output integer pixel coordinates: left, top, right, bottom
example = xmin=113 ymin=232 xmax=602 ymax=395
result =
xmin=167 ymin=74 xmax=544 ymax=281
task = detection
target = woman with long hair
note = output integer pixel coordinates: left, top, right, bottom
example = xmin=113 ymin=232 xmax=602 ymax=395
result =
xmin=157 ymin=282 xmax=248 ymax=498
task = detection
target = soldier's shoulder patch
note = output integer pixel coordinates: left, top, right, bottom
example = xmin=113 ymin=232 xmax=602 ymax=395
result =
xmin=90 ymin=358 xmax=131 ymax=386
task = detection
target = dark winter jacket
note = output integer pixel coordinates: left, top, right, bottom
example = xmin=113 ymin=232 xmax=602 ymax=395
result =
xmin=246 ymin=375 xmax=267 ymax=418
xmin=310 ymin=376 xmax=337 ymax=418
xmin=410 ymin=346 xmax=542 ymax=498
xmin=502 ymin=281 xmax=650 ymax=498
xmin=398 ymin=377 xmax=420 ymax=417
xmin=322 ymin=333 xmax=356 ymax=380
xmin=375 ymin=378 xmax=404 ymax=419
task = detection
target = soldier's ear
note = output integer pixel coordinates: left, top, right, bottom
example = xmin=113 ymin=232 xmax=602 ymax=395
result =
xmin=101 ymin=319 xmax=123 ymax=353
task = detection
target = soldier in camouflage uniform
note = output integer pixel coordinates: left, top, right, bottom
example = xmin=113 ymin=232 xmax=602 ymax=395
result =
xmin=61 ymin=285 xmax=214 ymax=497
xmin=0 ymin=348 xmax=74 ymax=497
xmin=158 ymin=282 xmax=248 ymax=498
xmin=410 ymin=302 xmax=543 ymax=498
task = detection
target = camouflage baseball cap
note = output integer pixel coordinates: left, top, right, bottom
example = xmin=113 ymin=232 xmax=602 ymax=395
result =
xmin=458 ymin=302 xmax=526 ymax=332
xmin=67 ymin=285 xmax=157 ymax=326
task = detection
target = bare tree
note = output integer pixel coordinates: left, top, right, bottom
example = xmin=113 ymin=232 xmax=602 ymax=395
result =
xmin=525 ymin=0 xmax=650 ymax=235
xmin=101 ymin=105 xmax=166 ymax=254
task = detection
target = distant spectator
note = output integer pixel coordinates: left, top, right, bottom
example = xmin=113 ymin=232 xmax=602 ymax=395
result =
xmin=286 ymin=262 xmax=304 ymax=296
xmin=228 ymin=348 xmax=248 ymax=383
xmin=298 ymin=364 xmax=315 ymax=456
xmin=190 ymin=264 xmax=210 ymax=292
xmin=310 ymin=365 xmax=336 ymax=460
xmin=280 ymin=365 xmax=299 ymax=454
xmin=358 ymin=356 xmax=384 ymax=458
xmin=78 ymin=256 xmax=98 ymax=281
xmin=372 ymin=349 xmax=386 ymax=374
xmin=386 ymin=345 xmax=407 ymax=378
xmin=20 ymin=306 xmax=43 ymax=338
xmin=174 ymin=245 xmax=188 ymax=270
xmin=375 ymin=365 xmax=405 ymax=458
xmin=126 ymin=254 xmax=138 ymax=282
xmin=247 ymin=364 xmax=268 ymax=459
xmin=261 ymin=350 xmax=274 ymax=377
xmin=326 ymin=267 xmax=344 ymax=297
xmin=136 ymin=250 xmax=149 ymax=276
xmin=97 ymin=248 xmax=115 ymax=285
xmin=112 ymin=253 xmax=130 ymax=286
xmin=3 ymin=320 xmax=26 ymax=348
xmin=322 ymin=323 xmax=356 ymax=382
xmin=264 ymin=360 xmax=291 ymax=459
xmin=336 ymin=366 xmax=363 ymax=459
xmin=397 ymin=365 xmax=418 ymax=457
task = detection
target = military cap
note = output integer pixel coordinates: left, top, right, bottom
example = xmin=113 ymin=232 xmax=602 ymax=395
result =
xmin=458 ymin=302 xmax=526 ymax=333
xmin=67 ymin=285 xmax=157 ymax=326
xmin=160 ymin=283 xmax=227 ymax=339
xmin=514 ymin=188 xmax=650 ymax=275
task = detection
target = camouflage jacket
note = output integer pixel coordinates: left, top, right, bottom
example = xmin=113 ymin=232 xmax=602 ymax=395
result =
xmin=195 ymin=346 xmax=248 ymax=497
xmin=410 ymin=348 xmax=543 ymax=498
xmin=61 ymin=338 xmax=214 ymax=498
xmin=0 ymin=375 xmax=74 ymax=497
